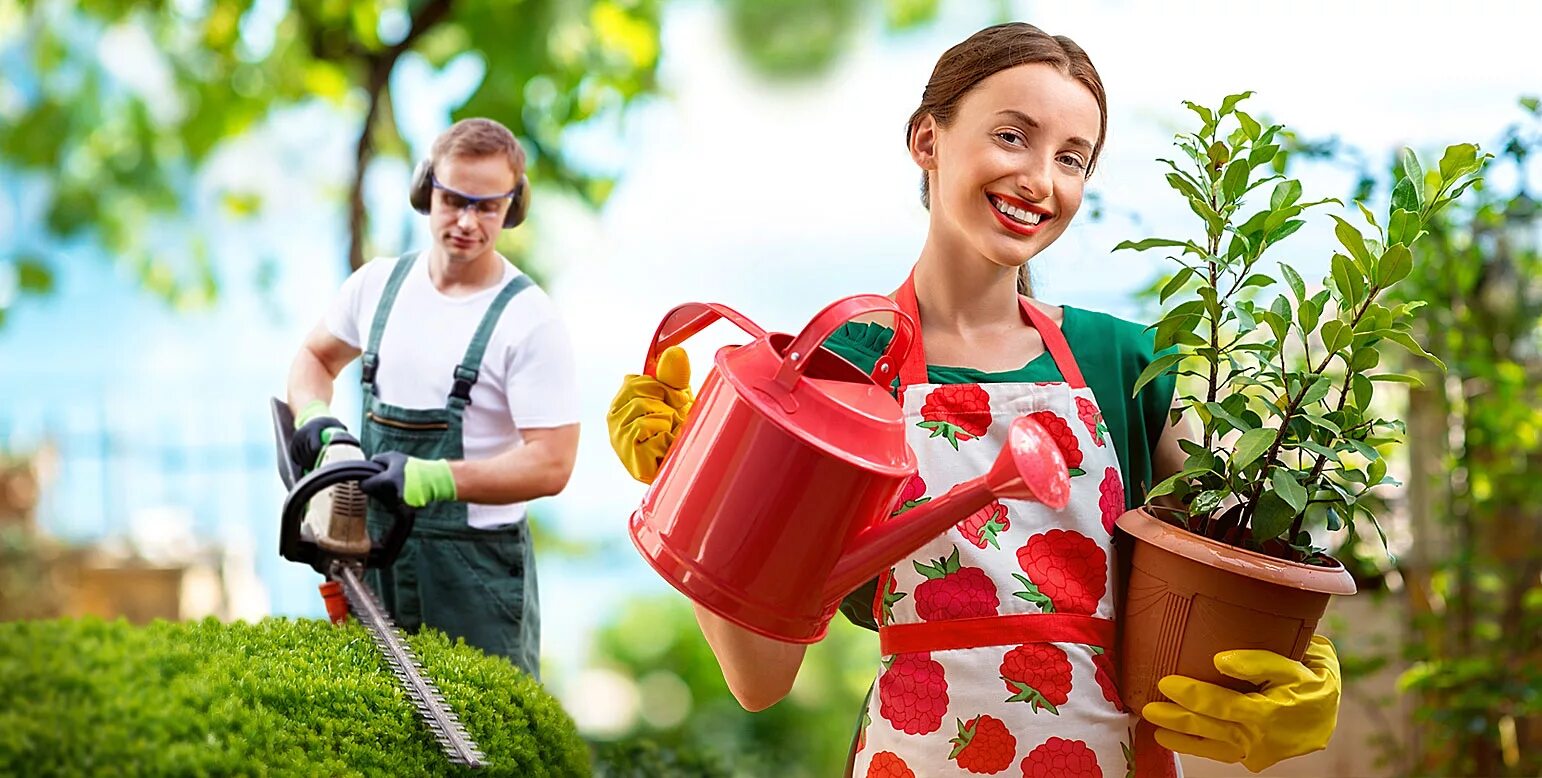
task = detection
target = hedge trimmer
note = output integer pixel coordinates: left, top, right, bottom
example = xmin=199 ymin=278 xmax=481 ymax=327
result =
xmin=269 ymin=398 xmax=486 ymax=769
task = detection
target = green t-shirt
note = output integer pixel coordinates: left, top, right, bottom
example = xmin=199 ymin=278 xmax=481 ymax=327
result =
xmin=825 ymin=305 xmax=1177 ymax=632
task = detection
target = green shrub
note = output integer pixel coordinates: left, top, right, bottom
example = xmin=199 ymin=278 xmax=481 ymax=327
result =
xmin=591 ymin=737 xmax=732 ymax=777
xmin=0 ymin=617 xmax=590 ymax=776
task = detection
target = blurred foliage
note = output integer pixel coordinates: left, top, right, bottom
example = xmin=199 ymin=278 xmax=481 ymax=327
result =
xmin=0 ymin=616 xmax=590 ymax=775
xmin=1385 ymin=97 xmax=1542 ymax=778
xmin=587 ymin=595 xmax=879 ymax=777
xmin=592 ymin=736 xmax=733 ymax=777
xmin=0 ymin=0 xmax=957 ymax=325
xmin=0 ymin=0 xmax=666 ymax=308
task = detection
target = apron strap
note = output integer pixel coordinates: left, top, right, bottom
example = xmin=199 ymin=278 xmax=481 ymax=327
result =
xmin=893 ymin=271 xmax=1086 ymax=394
xmin=361 ymin=251 xmax=421 ymax=396
xmin=446 ymin=272 xmax=535 ymax=410
xmin=878 ymin=612 xmax=1115 ymax=655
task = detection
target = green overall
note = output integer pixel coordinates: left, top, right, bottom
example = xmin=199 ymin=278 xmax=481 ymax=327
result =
xmin=359 ymin=252 xmax=542 ymax=678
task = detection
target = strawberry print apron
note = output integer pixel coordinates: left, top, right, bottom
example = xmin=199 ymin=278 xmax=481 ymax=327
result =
xmin=850 ymin=275 xmax=1179 ymax=778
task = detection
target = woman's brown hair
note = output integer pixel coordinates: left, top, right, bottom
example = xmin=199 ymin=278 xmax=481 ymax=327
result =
xmin=907 ymin=23 xmax=1107 ymax=295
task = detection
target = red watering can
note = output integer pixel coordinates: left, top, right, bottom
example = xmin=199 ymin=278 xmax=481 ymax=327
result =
xmin=629 ymin=295 xmax=1072 ymax=643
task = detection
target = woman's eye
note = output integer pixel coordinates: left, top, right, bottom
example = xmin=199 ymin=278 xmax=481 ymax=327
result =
xmin=1058 ymin=154 xmax=1087 ymax=171
xmin=996 ymin=130 xmax=1024 ymax=145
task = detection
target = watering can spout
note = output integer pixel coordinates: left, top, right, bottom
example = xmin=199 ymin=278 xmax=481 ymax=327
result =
xmin=821 ymin=416 xmax=1071 ymax=602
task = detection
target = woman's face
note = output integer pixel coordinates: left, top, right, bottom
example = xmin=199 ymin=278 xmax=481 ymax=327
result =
xmin=918 ymin=63 xmax=1102 ymax=271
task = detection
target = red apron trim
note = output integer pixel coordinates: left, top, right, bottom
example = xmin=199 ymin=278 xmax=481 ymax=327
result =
xmin=893 ymin=272 xmax=1086 ymax=392
xmin=879 ymin=612 xmax=1115 ymax=655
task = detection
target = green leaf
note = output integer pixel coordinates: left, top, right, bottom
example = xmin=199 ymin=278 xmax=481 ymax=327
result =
xmin=1322 ymin=319 xmax=1350 ymax=353
xmin=1184 ymin=101 xmax=1215 ymax=128
xmin=1272 ymin=470 xmax=1308 ymax=512
xmin=1367 ymin=456 xmax=1388 ymax=486
xmin=1146 ymin=471 xmax=1188 ymax=500
xmin=1369 ymin=372 xmax=1425 ymax=386
xmin=1387 ymin=208 xmax=1420 ymax=245
xmin=1267 ymin=219 xmax=1306 ymax=245
xmin=1423 ymin=169 xmax=1443 ymax=207
xmin=1331 ymin=253 xmax=1364 ymax=306
xmin=1331 ymin=215 xmax=1374 ymax=269
xmin=1390 ymin=178 xmax=1418 ymax=213
xmin=1301 ymin=375 xmax=1334 ymax=405
xmin=1159 ymin=267 xmax=1197 ymax=303
xmin=1223 ymin=160 xmax=1249 ymax=201
xmin=1270 ymin=180 xmax=1302 ymax=211
xmin=1238 ymin=111 xmax=1262 ymax=141
xmin=1400 ymin=148 xmax=1424 ymax=203
xmin=1207 ymin=141 xmax=1230 ymax=170
xmin=1231 ymin=428 xmax=1277 ymax=469
xmin=1302 ymin=413 xmax=1342 ymax=434
xmin=1115 ymin=238 xmax=1192 ymax=252
xmin=1132 ymin=352 xmax=1185 ymax=397
xmin=1240 ymin=273 xmax=1274 ymax=290
xmin=1219 ymin=90 xmax=1254 ymax=116
xmin=1350 ymin=348 xmax=1381 ymax=372
xmin=1166 ymin=172 xmax=1209 ymax=203
xmin=1205 ymin=402 xmax=1252 ymax=432
xmin=1377 ymin=244 xmax=1412 ymax=287
xmin=1356 ymin=201 xmax=1381 ymax=233
xmin=1185 ymin=490 xmax=1221 ymax=516
xmin=1279 ymin=264 xmax=1306 ymax=303
xmin=1248 ymin=144 xmax=1280 ymax=168
xmin=1437 ymin=143 xmax=1478 ymax=180
xmin=1383 ymin=330 xmax=1447 ymax=371
xmin=1352 ymin=373 xmax=1373 ymax=409
xmin=1251 ymin=489 xmax=1297 ymax=542
xmin=1298 ymin=295 xmax=1321 ymax=333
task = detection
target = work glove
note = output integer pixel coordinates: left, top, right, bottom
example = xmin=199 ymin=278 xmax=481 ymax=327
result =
xmin=291 ymin=400 xmax=354 ymax=474
xmin=361 ymin=451 xmax=457 ymax=509
xmin=1141 ymin=634 xmax=1342 ymax=773
xmin=606 ymin=345 xmax=693 ymax=484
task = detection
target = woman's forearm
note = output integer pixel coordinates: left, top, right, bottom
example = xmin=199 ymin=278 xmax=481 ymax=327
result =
xmin=692 ymin=603 xmax=808 ymax=711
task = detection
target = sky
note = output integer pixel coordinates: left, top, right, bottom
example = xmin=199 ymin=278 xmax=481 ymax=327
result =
xmin=2 ymin=0 xmax=1540 ymax=735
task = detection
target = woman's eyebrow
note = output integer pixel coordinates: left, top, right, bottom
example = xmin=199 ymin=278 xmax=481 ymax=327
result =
xmin=995 ymin=109 xmax=1094 ymax=153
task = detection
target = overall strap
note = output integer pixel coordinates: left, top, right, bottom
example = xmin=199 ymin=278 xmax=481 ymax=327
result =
xmin=361 ymin=252 xmax=420 ymax=395
xmin=893 ymin=271 xmax=1087 ymax=394
xmin=447 ymin=272 xmax=535 ymax=410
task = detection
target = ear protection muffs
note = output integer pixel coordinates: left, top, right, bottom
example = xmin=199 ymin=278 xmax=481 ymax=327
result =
xmin=410 ymin=159 xmax=530 ymax=229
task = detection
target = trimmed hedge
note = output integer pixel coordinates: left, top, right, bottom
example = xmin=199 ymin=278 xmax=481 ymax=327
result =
xmin=0 ymin=617 xmax=589 ymax=776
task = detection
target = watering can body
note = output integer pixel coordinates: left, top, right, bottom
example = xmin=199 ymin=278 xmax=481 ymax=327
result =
xmin=629 ymin=296 xmax=1070 ymax=643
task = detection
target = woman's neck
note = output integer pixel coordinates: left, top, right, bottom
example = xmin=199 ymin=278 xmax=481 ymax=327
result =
xmin=910 ymin=230 xmax=1025 ymax=335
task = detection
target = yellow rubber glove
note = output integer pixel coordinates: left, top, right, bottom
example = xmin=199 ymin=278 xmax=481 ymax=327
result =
xmin=1141 ymin=635 xmax=1341 ymax=773
xmin=606 ymin=345 xmax=693 ymax=484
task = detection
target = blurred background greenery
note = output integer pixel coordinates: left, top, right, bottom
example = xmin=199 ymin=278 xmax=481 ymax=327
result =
xmin=2 ymin=1 xmax=1539 ymax=775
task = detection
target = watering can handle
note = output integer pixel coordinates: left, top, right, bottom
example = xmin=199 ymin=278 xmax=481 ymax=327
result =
xmin=643 ymin=302 xmax=768 ymax=377
xmin=774 ymin=294 xmax=916 ymax=392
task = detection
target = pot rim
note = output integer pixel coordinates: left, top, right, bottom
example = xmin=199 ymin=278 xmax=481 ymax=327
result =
xmin=1115 ymin=507 xmax=1357 ymax=596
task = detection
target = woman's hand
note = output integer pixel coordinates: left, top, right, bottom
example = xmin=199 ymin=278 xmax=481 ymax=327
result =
xmin=1141 ymin=635 xmax=1343 ymax=772
xmin=606 ymin=346 xmax=694 ymax=483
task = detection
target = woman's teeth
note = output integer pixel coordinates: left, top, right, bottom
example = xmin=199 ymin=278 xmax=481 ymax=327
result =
xmin=992 ymin=196 xmax=1042 ymax=226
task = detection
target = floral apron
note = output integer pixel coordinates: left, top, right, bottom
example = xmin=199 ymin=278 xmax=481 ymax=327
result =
xmin=850 ymin=275 xmax=1178 ymax=777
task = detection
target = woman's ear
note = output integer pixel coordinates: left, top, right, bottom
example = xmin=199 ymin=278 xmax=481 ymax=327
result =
xmin=909 ymin=114 xmax=938 ymax=171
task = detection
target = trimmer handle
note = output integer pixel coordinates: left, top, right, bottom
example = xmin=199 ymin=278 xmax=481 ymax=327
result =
xmin=271 ymin=397 xmax=415 ymax=574
xmin=278 ymin=458 xmax=417 ymax=574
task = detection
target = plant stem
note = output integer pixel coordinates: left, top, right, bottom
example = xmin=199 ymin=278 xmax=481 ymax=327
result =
xmin=1240 ymin=284 xmax=1383 ymax=531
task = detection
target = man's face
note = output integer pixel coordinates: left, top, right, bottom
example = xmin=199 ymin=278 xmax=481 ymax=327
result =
xmin=429 ymin=154 xmax=519 ymax=264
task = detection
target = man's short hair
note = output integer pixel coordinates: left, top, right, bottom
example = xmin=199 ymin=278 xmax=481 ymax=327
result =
xmin=430 ymin=118 xmax=526 ymax=177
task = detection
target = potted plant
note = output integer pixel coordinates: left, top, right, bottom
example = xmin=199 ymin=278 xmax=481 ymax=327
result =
xmin=1111 ymin=93 xmax=1488 ymax=709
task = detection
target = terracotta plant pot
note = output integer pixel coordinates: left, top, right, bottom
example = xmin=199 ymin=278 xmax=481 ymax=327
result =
xmin=1112 ymin=508 xmax=1357 ymax=712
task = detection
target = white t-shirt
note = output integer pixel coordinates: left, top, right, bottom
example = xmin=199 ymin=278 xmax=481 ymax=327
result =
xmin=326 ymin=253 xmax=580 ymax=529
